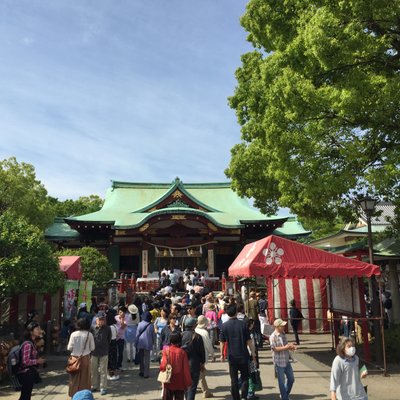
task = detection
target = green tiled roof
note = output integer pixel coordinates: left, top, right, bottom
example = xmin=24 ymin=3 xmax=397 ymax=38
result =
xmin=67 ymin=178 xmax=285 ymax=229
xmin=324 ymin=240 xmax=368 ymax=254
xmin=273 ymin=216 xmax=311 ymax=238
xmin=45 ymin=217 xmax=80 ymax=240
xmin=374 ymin=238 xmax=400 ymax=257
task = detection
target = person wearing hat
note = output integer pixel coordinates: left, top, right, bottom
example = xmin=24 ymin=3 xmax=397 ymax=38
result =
xmin=72 ymin=389 xmax=94 ymax=400
xmin=195 ymin=316 xmax=215 ymax=398
xmin=18 ymin=322 xmax=46 ymax=400
xmin=90 ymin=312 xmax=111 ymax=395
xmin=269 ymin=318 xmax=297 ymax=400
xmin=125 ymin=304 xmax=139 ymax=363
xmin=182 ymin=317 xmax=206 ymax=400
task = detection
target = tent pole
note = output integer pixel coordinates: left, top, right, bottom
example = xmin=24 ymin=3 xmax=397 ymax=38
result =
xmin=378 ymin=278 xmax=388 ymax=376
xmin=328 ymin=278 xmax=335 ymax=351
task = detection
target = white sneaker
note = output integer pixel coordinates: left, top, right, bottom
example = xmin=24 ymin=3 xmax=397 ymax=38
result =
xmin=111 ymin=375 xmax=120 ymax=381
xmin=107 ymin=375 xmax=113 ymax=380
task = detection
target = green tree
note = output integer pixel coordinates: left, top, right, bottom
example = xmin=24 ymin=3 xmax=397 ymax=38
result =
xmin=0 ymin=211 xmax=64 ymax=298
xmin=58 ymin=247 xmax=113 ymax=288
xmin=49 ymin=195 xmax=104 ymax=217
xmin=227 ymin=0 xmax=400 ymax=225
xmin=0 ymin=157 xmax=55 ymax=229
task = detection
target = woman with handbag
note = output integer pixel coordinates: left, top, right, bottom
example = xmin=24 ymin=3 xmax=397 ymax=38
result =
xmin=67 ymin=318 xmax=95 ymax=398
xmin=17 ymin=322 xmax=46 ymax=400
xmin=159 ymin=331 xmax=192 ymax=400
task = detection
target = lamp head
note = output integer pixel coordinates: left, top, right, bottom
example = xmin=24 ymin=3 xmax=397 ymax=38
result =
xmin=359 ymin=195 xmax=377 ymax=214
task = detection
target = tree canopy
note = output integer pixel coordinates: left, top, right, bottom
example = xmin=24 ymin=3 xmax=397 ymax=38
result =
xmin=0 ymin=211 xmax=64 ymax=297
xmin=227 ymin=0 xmax=400 ymax=225
xmin=49 ymin=195 xmax=104 ymax=217
xmin=0 ymin=157 xmax=55 ymax=229
xmin=58 ymin=247 xmax=113 ymax=288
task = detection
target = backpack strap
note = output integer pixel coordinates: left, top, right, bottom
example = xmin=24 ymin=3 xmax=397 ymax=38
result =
xmin=19 ymin=341 xmax=34 ymax=369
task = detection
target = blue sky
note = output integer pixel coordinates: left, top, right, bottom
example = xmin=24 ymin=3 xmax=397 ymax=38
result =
xmin=0 ymin=0 xmax=255 ymax=200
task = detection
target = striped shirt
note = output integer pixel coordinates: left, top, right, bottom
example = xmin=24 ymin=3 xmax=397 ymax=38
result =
xmin=269 ymin=330 xmax=290 ymax=367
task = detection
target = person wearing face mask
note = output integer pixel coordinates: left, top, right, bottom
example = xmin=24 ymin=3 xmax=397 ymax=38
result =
xmin=330 ymin=337 xmax=368 ymax=400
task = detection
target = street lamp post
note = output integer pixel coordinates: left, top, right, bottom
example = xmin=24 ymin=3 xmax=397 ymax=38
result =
xmin=359 ymin=196 xmax=386 ymax=373
xmin=359 ymin=196 xmax=377 ymax=265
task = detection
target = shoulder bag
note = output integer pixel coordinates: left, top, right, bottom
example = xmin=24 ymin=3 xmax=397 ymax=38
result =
xmin=66 ymin=332 xmax=89 ymax=374
xmin=157 ymin=349 xmax=172 ymax=383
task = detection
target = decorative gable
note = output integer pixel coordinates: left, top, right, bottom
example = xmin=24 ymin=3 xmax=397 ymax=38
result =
xmin=141 ymin=179 xmax=218 ymax=213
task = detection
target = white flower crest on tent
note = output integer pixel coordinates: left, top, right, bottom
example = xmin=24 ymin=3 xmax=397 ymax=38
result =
xmin=263 ymin=242 xmax=284 ymax=265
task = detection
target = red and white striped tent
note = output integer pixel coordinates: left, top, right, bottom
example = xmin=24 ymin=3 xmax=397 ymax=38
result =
xmin=228 ymin=235 xmax=380 ymax=333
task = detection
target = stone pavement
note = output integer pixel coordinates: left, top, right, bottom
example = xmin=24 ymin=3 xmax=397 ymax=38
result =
xmin=1 ymin=334 xmax=399 ymax=400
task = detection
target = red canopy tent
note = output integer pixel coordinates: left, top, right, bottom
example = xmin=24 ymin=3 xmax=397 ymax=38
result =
xmin=228 ymin=235 xmax=383 ymax=366
xmin=228 ymin=235 xmax=380 ymax=278
xmin=59 ymin=256 xmax=82 ymax=280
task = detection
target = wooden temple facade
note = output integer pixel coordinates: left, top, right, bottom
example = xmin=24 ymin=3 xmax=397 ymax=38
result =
xmin=46 ymin=178 xmax=310 ymax=277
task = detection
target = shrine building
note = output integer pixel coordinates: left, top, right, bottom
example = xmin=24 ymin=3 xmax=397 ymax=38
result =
xmin=46 ymin=178 xmax=310 ymax=277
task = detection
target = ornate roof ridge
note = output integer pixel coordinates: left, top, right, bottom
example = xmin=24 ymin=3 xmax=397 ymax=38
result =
xmin=111 ymin=178 xmax=231 ymax=190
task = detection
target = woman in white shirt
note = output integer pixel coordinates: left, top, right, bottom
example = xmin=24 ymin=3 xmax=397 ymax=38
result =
xmin=67 ymin=318 xmax=95 ymax=398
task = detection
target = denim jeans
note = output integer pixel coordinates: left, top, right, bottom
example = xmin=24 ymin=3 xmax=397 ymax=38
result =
xmin=276 ymin=362 xmax=294 ymax=400
xmin=185 ymin=369 xmax=200 ymax=400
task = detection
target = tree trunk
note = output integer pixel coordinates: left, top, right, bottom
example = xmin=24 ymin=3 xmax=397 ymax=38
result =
xmin=388 ymin=260 xmax=400 ymax=325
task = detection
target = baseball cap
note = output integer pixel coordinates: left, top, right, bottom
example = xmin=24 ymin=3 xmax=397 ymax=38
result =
xmin=273 ymin=318 xmax=287 ymax=327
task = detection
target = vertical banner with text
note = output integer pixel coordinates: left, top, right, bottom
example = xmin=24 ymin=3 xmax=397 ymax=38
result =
xmin=64 ymin=280 xmax=79 ymax=320
xmin=78 ymin=281 xmax=93 ymax=311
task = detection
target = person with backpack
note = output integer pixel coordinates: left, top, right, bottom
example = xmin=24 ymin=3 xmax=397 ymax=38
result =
xmin=15 ymin=321 xmax=45 ymax=400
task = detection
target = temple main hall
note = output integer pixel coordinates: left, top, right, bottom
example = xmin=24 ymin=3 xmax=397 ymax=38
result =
xmin=46 ymin=178 xmax=310 ymax=277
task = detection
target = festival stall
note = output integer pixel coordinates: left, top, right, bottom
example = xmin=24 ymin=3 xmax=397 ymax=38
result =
xmin=228 ymin=235 xmax=382 ymax=364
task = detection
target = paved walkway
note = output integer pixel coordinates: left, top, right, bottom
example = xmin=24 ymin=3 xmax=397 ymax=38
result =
xmin=1 ymin=334 xmax=399 ymax=400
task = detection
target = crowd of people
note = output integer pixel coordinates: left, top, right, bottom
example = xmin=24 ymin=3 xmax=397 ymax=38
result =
xmin=14 ymin=272 xmax=369 ymax=400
